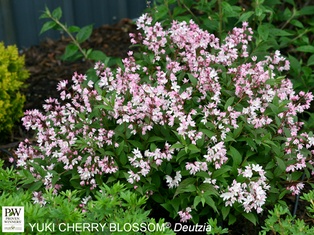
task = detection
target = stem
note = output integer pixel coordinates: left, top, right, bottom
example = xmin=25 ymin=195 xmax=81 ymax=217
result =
xmin=182 ymin=3 xmax=200 ymax=24
xmin=292 ymin=172 xmax=305 ymax=216
xmin=280 ymin=7 xmax=296 ymax=30
xmin=47 ymin=11 xmax=88 ymax=59
xmin=218 ymin=0 xmax=223 ymax=38
xmin=177 ymin=0 xmax=182 ymax=8
xmin=289 ymin=29 xmax=311 ymax=44
xmin=164 ymin=0 xmax=172 ymax=21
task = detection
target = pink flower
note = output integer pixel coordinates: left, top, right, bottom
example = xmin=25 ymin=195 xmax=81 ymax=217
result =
xmin=165 ymin=171 xmax=182 ymax=189
xmin=178 ymin=207 xmax=192 ymax=222
xmin=32 ymin=192 xmax=46 ymax=207
xmin=220 ymin=164 xmax=269 ymax=213
xmin=287 ymin=183 xmax=304 ymax=195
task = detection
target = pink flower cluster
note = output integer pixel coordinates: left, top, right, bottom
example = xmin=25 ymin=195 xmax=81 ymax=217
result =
xmin=165 ymin=171 xmax=182 ymax=189
xmin=32 ymin=191 xmax=46 ymax=207
xmin=16 ymin=73 xmax=118 ymax=191
xmin=178 ymin=207 xmax=192 ymax=222
xmin=128 ymin=143 xmax=174 ymax=184
xmin=287 ymin=182 xmax=305 ymax=196
xmin=220 ymin=164 xmax=270 ymax=213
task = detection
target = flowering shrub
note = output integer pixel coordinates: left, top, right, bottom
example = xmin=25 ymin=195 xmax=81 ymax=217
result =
xmin=16 ymin=13 xmax=314 ymax=225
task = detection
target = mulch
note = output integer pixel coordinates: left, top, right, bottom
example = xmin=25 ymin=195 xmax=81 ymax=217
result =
xmin=0 ymin=18 xmax=313 ymax=234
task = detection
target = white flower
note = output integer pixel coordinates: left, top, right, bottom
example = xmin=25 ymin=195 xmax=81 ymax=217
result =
xmin=165 ymin=171 xmax=181 ymax=188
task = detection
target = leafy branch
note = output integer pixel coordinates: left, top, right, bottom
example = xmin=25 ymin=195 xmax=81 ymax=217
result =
xmin=40 ymin=6 xmax=108 ymax=63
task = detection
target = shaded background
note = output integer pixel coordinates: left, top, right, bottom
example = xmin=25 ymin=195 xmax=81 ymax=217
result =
xmin=0 ymin=0 xmax=147 ymax=49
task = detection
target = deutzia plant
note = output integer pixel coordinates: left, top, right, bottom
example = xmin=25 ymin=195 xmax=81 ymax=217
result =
xmin=16 ymin=13 xmax=314 ymax=225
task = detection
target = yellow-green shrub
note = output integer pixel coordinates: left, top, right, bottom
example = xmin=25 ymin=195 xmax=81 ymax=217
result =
xmin=0 ymin=42 xmax=28 ymax=141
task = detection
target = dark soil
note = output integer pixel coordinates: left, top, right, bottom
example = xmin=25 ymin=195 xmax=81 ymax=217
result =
xmin=0 ymin=18 xmax=313 ymax=235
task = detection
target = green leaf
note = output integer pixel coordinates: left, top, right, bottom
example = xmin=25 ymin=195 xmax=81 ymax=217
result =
xmin=151 ymin=172 xmax=161 ymax=188
xmin=276 ymin=157 xmax=286 ymax=171
xmin=39 ymin=7 xmax=50 ymax=19
xmin=119 ymin=152 xmax=127 ymax=166
xmin=154 ymin=5 xmax=168 ymax=21
xmin=228 ymin=213 xmax=237 ymax=225
xmin=116 ymin=140 xmax=125 ymax=155
xmin=68 ymin=25 xmax=80 ymax=33
xmin=87 ymin=50 xmax=108 ymax=62
xmin=297 ymin=45 xmax=314 ymax=53
xmin=265 ymin=160 xmax=276 ymax=170
xmin=193 ymin=195 xmax=202 ymax=208
xmin=221 ymin=1 xmax=234 ymax=15
xmin=161 ymin=202 xmax=175 ymax=216
xmin=200 ymin=129 xmax=215 ymax=138
xmin=269 ymin=28 xmax=293 ymax=37
xmin=148 ymin=136 xmax=166 ymax=143
xmin=176 ymin=149 xmax=187 ymax=162
xmin=278 ymin=189 xmax=288 ymax=200
xmin=61 ymin=43 xmax=79 ymax=60
xmin=171 ymin=143 xmax=184 ymax=149
xmin=51 ymin=172 xmax=60 ymax=186
xmin=255 ymin=6 xmax=263 ymax=18
xmin=28 ymin=181 xmax=43 ymax=191
xmin=30 ymin=161 xmax=46 ymax=176
xmin=258 ymin=24 xmax=269 ymax=41
xmin=290 ymin=19 xmax=304 ymax=28
xmin=242 ymin=212 xmax=257 ymax=225
xmin=237 ymin=11 xmax=254 ymax=23
xmin=233 ymin=122 xmax=243 ymax=138
xmin=128 ymin=140 xmax=145 ymax=150
xmin=52 ymin=7 xmax=62 ymax=19
xmin=199 ymin=184 xmax=219 ymax=197
xmin=20 ymin=170 xmax=35 ymax=184
xmin=224 ymin=97 xmax=234 ymax=110
xmin=76 ymin=25 xmax=93 ymax=43
xmin=173 ymin=6 xmax=186 ymax=17
xmin=152 ymin=193 xmax=164 ymax=203
xmin=70 ymin=177 xmax=82 ymax=189
xmin=204 ymin=195 xmax=218 ymax=213
xmin=174 ymin=178 xmax=196 ymax=197
xmin=188 ymin=144 xmax=200 ymax=153
xmin=299 ymin=6 xmax=314 ymax=16
xmin=212 ymin=166 xmax=232 ymax=178
xmin=224 ymin=135 xmax=236 ymax=142
xmin=282 ymin=8 xmax=292 ymax=20
xmin=221 ymin=206 xmax=230 ymax=220
xmin=40 ymin=21 xmax=57 ymax=34
xmin=307 ymin=54 xmax=314 ymax=67
xmin=228 ymin=146 xmax=242 ymax=169
xmin=188 ymin=73 xmax=198 ymax=86
xmin=288 ymin=55 xmax=301 ymax=73
xmin=150 ymin=142 xmax=157 ymax=152
xmin=165 ymin=163 xmax=172 ymax=175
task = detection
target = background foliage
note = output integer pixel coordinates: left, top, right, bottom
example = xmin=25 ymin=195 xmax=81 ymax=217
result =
xmin=0 ymin=42 xmax=29 ymax=142
xmin=0 ymin=160 xmax=174 ymax=235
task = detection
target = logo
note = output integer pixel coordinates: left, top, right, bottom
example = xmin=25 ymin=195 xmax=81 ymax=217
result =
xmin=2 ymin=206 xmax=24 ymax=232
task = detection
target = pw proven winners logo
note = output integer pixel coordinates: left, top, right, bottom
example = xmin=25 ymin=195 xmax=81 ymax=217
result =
xmin=2 ymin=206 xmax=24 ymax=233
